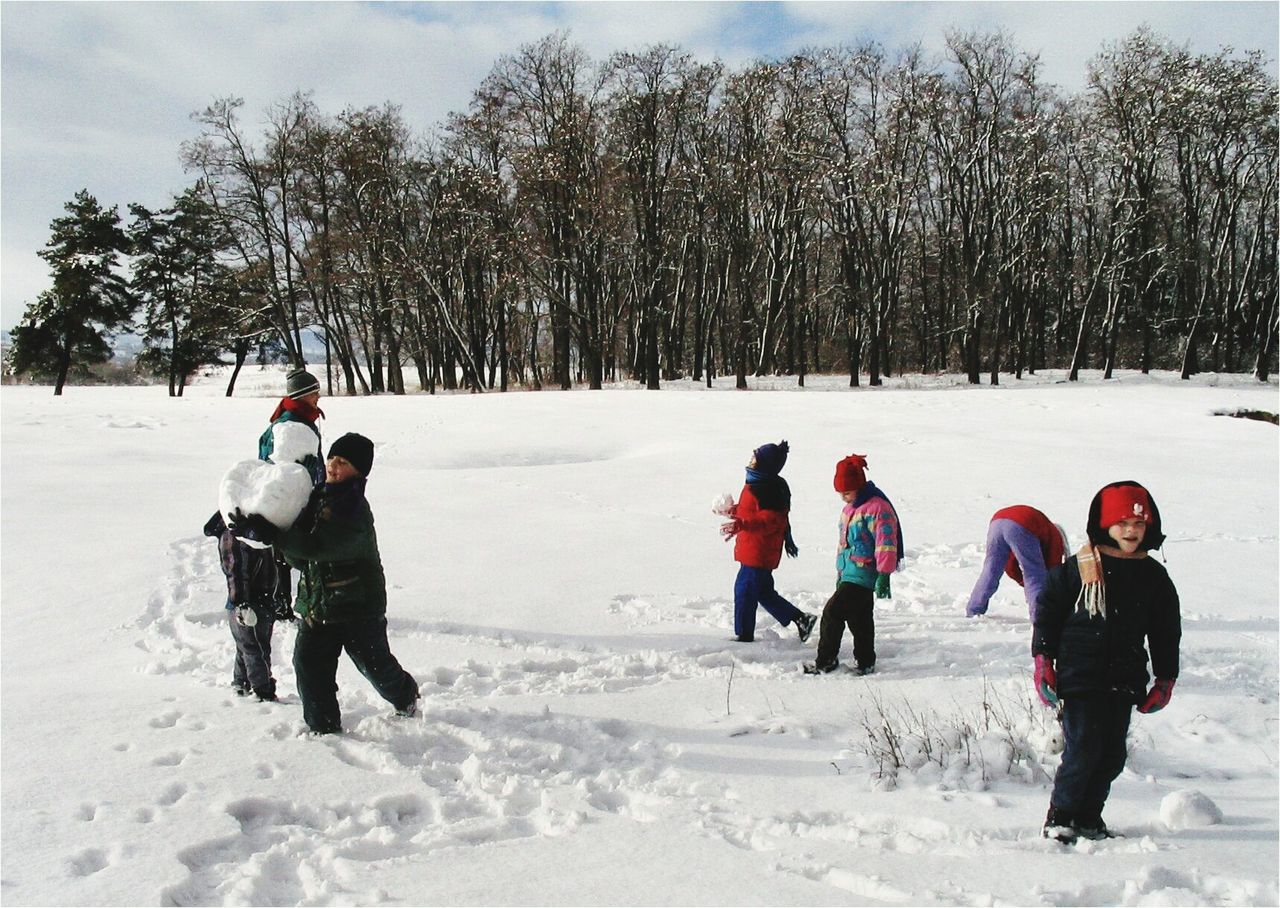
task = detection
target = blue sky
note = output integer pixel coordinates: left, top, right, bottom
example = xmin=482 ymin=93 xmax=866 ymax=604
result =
xmin=2 ymin=1 xmax=1276 ymax=330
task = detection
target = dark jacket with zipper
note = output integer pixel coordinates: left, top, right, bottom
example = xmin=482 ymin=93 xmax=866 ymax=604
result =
xmin=1032 ymin=553 xmax=1180 ymax=701
xmin=274 ymin=478 xmax=386 ymax=624
xmin=204 ymin=511 xmax=278 ymax=608
xmin=1031 ymin=480 xmax=1179 ymax=702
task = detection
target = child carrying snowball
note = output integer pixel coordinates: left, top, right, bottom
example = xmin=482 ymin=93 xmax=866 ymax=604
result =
xmin=202 ymin=511 xmax=287 ymax=701
xmin=804 ymin=453 xmax=902 ymax=676
xmin=259 ymin=367 xmax=326 ymax=616
xmin=715 ymin=441 xmax=816 ymax=644
xmin=230 ymin=433 xmax=420 ymax=734
xmin=1032 ymin=481 xmax=1181 ymax=843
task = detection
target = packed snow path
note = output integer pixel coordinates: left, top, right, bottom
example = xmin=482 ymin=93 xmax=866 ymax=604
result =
xmin=2 ymin=372 xmax=1276 ymax=906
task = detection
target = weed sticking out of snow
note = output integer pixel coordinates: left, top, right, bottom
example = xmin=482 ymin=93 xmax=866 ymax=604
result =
xmin=842 ymin=677 xmax=1064 ymax=790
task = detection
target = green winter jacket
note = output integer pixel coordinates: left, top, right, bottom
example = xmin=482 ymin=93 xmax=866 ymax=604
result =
xmin=274 ymin=479 xmax=387 ymax=624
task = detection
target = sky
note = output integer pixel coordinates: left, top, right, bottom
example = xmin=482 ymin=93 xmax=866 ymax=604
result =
xmin=2 ymin=1 xmax=1277 ymax=331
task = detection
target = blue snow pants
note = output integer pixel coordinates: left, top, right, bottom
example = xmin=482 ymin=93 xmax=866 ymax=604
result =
xmin=966 ymin=518 xmax=1050 ymax=619
xmin=1050 ymin=694 xmax=1134 ymax=825
xmin=734 ymin=565 xmax=803 ymax=640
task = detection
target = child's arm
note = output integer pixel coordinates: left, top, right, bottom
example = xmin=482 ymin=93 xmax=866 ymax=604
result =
xmin=1146 ymin=572 xmax=1182 ymax=682
xmin=872 ymin=502 xmax=900 ymax=575
xmin=1030 ymin=561 xmax=1078 ymax=658
xmin=276 ymin=511 xmax=375 ymax=564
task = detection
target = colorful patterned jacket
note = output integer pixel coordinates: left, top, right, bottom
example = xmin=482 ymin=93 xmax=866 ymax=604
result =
xmin=835 ymin=481 xmax=902 ymax=589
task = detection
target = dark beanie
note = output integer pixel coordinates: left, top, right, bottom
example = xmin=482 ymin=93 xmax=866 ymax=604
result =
xmin=287 ymin=368 xmax=321 ymax=399
xmin=328 ymin=433 xmax=374 ymax=477
xmin=753 ymin=440 xmax=789 ymax=476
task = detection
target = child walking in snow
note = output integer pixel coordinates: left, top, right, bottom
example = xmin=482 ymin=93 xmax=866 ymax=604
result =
xmin=966 ymin=505 xmax=1068 ymax=619
xmin=1032 ymin=481 xmax=1181 ymax=843
xmin=804 ymin=454 xmax=902 ymax=675
xmin=230 ymin=433 xmax=420 ymax=734
xmin=716 ymin=441 xmax=815 ymax=644
xmin=203 ymin=511 xmax=288 ymax=701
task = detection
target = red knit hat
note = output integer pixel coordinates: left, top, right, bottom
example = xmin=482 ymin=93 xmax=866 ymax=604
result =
xmin=1098 ymin=484 xmax=1153 ymax=528
xmin=834 ymin=454 xmax=868 ymax=493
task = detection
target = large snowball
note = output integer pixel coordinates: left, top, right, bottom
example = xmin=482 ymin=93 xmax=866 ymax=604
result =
xmin=270 ymin=420 xmax=322 ymax=468
xmin=219 ymin=459 xmax=314 ymax=547
xmin=1160 ymin=789 xmax=1223 ymax=830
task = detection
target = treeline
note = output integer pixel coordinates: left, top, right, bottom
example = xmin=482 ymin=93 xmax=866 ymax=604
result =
xmin=10 ymin=28 xmax=1278 ymax=395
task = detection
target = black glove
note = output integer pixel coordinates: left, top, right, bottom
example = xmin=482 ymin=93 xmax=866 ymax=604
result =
xmin=784 ymin=539 xmax=799 ymax=558
xmin=273 ymin=595 xmax=298 ymax=622
xmin=227 ymin=508 xmax=279 ymax=545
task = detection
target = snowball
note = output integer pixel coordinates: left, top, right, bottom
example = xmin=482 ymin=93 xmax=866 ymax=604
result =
xmin=269 ymin=420 xmax=322 ymax=468
xmin=711 ymin=492 xmax=735 ymax=516
xmin=1159 ymin=789 xmax=1223 ymax=830
xmin=218 ymin=459 xmax=314 ymax=544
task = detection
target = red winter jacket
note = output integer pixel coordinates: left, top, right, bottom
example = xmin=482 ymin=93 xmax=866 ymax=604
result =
xmin=732 ymin=483 xmax=790 ymax=570
xmin=992 ymin=505 xmax=1065 ymax=586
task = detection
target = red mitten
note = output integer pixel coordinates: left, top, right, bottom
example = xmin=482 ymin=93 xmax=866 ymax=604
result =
xmin=1137 ymin=678 xmax=1175 ymax=713
xmin=720 ymin=519 xmax=741 ymax=540
xmin=1034 ymin=654 xmax=1059 ymax=706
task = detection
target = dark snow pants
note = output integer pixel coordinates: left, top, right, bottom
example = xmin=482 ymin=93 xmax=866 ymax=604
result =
xmin=1050 ymin=694 xmax=1134 ymax=824
xmin=734 ymin=565 xmax=803 ymax=639
xmin=293 ymin=615 xmax=418 ymax=733
xmin=814 ymin=581 xmax=875 ymax=671
xmin=227 ymin=602 xmax=276 ymax=698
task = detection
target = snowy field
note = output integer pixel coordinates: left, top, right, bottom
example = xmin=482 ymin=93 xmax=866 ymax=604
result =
xmin=2 ymin=368 xmax=1277 ymax=907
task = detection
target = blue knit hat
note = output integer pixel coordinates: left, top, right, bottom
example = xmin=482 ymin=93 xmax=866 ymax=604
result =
xmin=753 ymin=440 xmax=789 ymax=476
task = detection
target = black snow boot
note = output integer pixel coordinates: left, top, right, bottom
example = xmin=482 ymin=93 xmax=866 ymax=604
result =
xmin=1042 ymin=806 xmax=1077 ymax=844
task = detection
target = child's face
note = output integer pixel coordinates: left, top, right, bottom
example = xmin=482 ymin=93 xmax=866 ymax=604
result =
xmin=840 ymin=490 xmax=856 ymax=503
xmin=1107 ymin=518 xmax=1148 ymax=553
xmin=325 ymin=455 xmax=359 ymax=485
xmin=747 ymin=454 xmax=758 ymax=469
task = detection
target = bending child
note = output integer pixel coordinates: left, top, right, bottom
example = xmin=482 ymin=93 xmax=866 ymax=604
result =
xmin=967 ymin=505 xmax=1067 ymax=619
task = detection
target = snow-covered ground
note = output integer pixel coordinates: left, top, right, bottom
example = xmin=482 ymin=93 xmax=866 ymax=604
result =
xmin=2 ymin=368 xmax=1277 ymax=907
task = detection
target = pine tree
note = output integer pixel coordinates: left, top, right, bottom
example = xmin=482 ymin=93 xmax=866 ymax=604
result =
xmin=8 ymin=190 xmax=134 ymax=394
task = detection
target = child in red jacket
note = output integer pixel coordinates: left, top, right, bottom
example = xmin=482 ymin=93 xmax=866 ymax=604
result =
xmin=716 ymin=441 xmax=816 ymax=643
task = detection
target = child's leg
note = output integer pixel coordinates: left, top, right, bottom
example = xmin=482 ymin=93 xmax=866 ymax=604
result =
xmin=293 ymin=621 xmax=345 ymax=733
xmin=733 ymin=566 xmax=762 ymax=639
xmin=1003 ymin=522 xmax=1050 ymax=621
xmin=815 ymin=583 xmax=857 ymax=667
xmin=342 ymin=616 xmax=420 ymax=711
xmin=1076 ymin=697 xmax=1134 ymax=825
xmin=1049 ymin=695 xmax=1112 ymax=816
xmin=239 ymin=602 xmax=276 ymax=698
xmin=847 ymin=584 xmax=876 ymax=669
xmin=228 ymin=609 xmax=250 ymax=691
xmin=755 ymin=570 xmax=803 ymax=627
xmin=966 ymin=520 xmax=1012 ymax=616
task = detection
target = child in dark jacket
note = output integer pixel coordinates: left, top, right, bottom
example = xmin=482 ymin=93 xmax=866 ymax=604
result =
xmin=203 ymin=511 xmax=282 ymax=701
xmin=230 ymin=433 xmax=419 ymax=735
xmin=804 ymin=454 xmax=902 ymax=675
xmin=716 ymin=441 xmax=816 ymax=644
xmin=1032 ymin=481 xmax=1181 ymax=843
